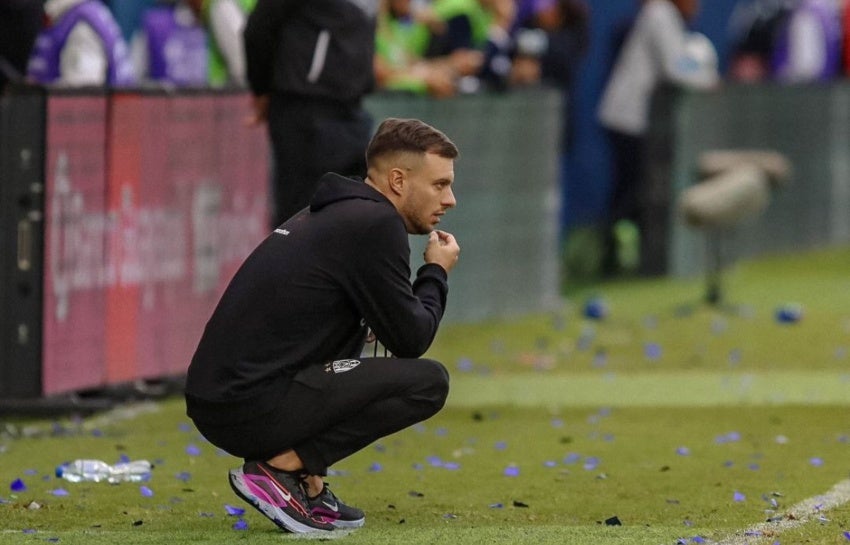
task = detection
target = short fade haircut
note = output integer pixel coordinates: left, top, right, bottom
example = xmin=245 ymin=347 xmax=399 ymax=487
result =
xmin=366 ymin=118 xmax=459 ymax=168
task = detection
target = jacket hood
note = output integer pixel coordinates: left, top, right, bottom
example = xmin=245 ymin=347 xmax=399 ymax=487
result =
xmin=310 ymin=173 xmax=390 ymax=212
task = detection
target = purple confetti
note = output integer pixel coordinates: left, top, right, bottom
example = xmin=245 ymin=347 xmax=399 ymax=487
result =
xmin=583 ymin=456 xmax=600 ymax=471
xmin=24 ymin=469 xmax=38 ymax=476
xmin=373 ymin=443 xmax=386 ymax=452
xmin=734 ymin=491 xmax=746 ymax=503
xmin=644 ymin=342 xmax=662 ymax=360
xmin=225 ymin=504 xmax=245 ymax=516
xmin=140 ymin=486 xmax=154 ymax=497
xmin=676 ymin=446 xmax=691 ymax=456
xmin=412 ymin=463 xmax=424 ymax=471
xmin=427 ymin=456 xmax=443 ymax=467
xmin=488 ymin=502 xmax=504 ymax=509
xmin=544 ymin=460 xmax=558 ymax=468
xmin=551 ymin=418 xmax=564 ymax=428
xmin=10 ymin=479 xmax=26 ymax=493
xmin=503 ymin=465 xmax=520 ymax=477
xmin=178 ymin=423 xmax=192 ymax=432
xmin=175 ymin=472 xmax=191 ymax=483
xmin=457 ymin=358 xmax=474 ymax=372
xmin=443 ymin=462 xmax=460 ymax=471
xmin=118 ymin=454 xmax=131 ymax=464
xmin=186 ymin=444 xmax=201 ymax=456
xmin=564 ymin=453 xmax=581 ymax=464
xmin=232 ymin=519 xmax=248 ymax=530
xmin=809 ymin=457 xmax=824 ymax=467
xmin=368 ymin=462 xmax=383 ymax=472
xmin=494 ymin=441 xmax=507 ymax=451
xmin=22 ymin=529 xmax=36 ymax=534
xmin=50 ymin=488 xmax=69 ymax=497
xmin=842 ymin=530 xmax=850 ymax=540
xmin=749 ymin=463 xmax=760 ymax=471
xmin=692 ymin=537 xmax=706 ymax=544
xmin=435 ymin=427 xmax=448 ymax=436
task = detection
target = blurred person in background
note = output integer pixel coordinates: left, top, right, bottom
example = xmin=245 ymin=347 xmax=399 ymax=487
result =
xmin=597 ymin=0 xmax=719 ymax=276
xmin=131 ymin=0 xmax=208 ymax=87
xmin=771 ymin=0 xmax=843 ymax=82
xmin=189 ymin=0 xmax=255 ymax=87
xmin=26 ymin=0 xmax=136 ymax=87
xmin=510 ymin=0 xmax=589 ymax=90
xmin=244 ymin=0 xmax=378 ymax=228
xmin=374 ymin=0 xmax=472 ymax=97
xmin=0 ymin=0 xmax=44 ymax=91
xmin=727 ymin=0 xmax=843 ymax=83
xmin=423 ymin=0 xmax=517 ymax=91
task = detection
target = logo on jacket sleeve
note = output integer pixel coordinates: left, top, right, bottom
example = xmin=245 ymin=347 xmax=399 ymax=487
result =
xmin=325 ymin=359 xmax=362 ymax=374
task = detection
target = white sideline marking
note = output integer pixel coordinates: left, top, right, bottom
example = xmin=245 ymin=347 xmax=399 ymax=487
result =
xmin=714 ymin=479 xmax=850 ymax=544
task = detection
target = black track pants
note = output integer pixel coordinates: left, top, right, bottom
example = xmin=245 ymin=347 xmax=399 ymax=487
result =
xmin=192 ymin=357 xmax=450 ymax=476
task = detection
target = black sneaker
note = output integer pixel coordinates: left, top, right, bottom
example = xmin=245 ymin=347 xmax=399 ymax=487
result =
xmin=228 ymin=461 xmax=334 ymax=533
xmin=307 ymin=483 xmax=365 ymax=529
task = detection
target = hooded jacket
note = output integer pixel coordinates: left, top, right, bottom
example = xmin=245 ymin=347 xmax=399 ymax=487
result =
xmin=243 ymin=0 xmax=377 ymax=102
xmin=185 ymin=174 xmax=449 ymax=424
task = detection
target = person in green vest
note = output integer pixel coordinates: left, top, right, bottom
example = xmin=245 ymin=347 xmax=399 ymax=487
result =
xmin=189 ymin=0 xmax=256 ymax=87
xmin=374 ymin=0 xmax=457 ymax=97
xmin=424 ymin=0 xmax=516 ymax=90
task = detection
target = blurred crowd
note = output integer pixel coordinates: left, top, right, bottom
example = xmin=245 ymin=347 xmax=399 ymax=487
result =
xmin=0 ymin=0 xmax=591 ymax=95
xmin=2 ymin=0 xmax=849 ymax=94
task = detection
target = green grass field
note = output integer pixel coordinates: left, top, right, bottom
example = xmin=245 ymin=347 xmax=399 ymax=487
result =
xmin=2 ymin=246 xmax=849 ymax=545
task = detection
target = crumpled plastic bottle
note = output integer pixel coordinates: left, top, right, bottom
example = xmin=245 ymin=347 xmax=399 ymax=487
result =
xmin=55 ymin=459 xmax=152 ymax=483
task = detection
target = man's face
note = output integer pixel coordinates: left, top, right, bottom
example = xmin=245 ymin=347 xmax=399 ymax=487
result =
xmin=398 ymin=152 xmax=456 ymax=235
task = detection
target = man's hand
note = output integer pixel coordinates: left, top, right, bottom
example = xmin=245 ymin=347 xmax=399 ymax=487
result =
xmin=424 ymin=230 xmax=460 ymax=273
xmin=246 ymin=94 xmax=269 ymax=126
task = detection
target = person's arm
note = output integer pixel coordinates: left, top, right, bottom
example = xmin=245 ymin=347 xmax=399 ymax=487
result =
xmin=59 ymin=22 xmax=108 ymax=86
xmin=208 ymin=0 xmax=248 ymax=83
xmin=349 ymin=213 xmax=457 ymax=358
xmin=647 ymin=1 xmax=717 ymax=88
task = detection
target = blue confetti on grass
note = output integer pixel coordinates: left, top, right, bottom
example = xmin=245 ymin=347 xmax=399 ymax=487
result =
xmin=488 ymin=503 xmax=504 ymax=509
xmin=50 ymin=489 xmax=69 ymax=497
xmin=676 ymin=446 xmax=690 ymax=456
xmin=140 ymin=486 xmax=154 ymax=497
xmin=842 ymin=530 xmax=850 ymax=540
xmin=427 ymin=456 xmax=442 ymax=467
xmin=583 ymin=457 xmax=600 ymax=471
xmin=10 ymin=479 xmax=26 ymax=493
xmin=186 ymin=444 xmax=201 ymax=457
xmin=22 ymin=529 xmax=36 ymax=534
xmin=644 ymin=342 xmax=662 ymax=360
xmin=809 ymin=457 xmax=824 ymax=467
xmin=176 ymin=472 xmax=191 ymax=483
xmin=564 ymin=453 xmax=581 ymax=464
xmin=494 ymin=441 xmax=507 ymax=451
xmin=178 ymin=423 xmax=192 ymax=432
xmin=734 ymin=491 xmax=746 ymax=502
xmin=118 ymin=454 xmax=131 ymax=464
xmin=233 ymin=518 xmax=248 ymax=530
xmin=225 ymin=504 xmax=245 ymax=516
xmin=503 ymin=466 xmax=520 ymax=477
xmin=544 ymin=460 xmax=558 ymax=468
xmin=368 ymin=462 xmax=383 ymax=472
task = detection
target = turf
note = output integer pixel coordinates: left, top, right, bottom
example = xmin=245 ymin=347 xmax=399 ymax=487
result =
xmin=1 ymin=246 xmax=849 ymax=545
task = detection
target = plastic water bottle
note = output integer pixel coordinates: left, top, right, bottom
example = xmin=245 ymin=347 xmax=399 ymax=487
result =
xmin=55 ymin=459 xmax=152 ymax=483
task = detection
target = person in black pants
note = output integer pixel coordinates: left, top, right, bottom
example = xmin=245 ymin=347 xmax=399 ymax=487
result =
xmin=185 ymin=118 xmax=461 ymax=533
xmin=243 ymin=0 xmax=378 ymax=228
xmin=0 ymin=0 xmax=43 ymax=92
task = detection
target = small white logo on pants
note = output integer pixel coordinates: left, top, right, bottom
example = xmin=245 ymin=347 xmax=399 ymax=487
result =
xmin=331 ymin=359 xmax=361 ymax=374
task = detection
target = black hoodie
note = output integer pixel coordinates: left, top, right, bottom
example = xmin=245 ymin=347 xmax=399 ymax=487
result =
xmin=185 ymin=174 xmax=448 ymax=424
xmin=243 ymin=0 xmax=376 ymax=102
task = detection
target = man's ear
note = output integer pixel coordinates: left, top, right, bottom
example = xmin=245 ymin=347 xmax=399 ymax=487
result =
xmin=388 ymin=167 xmax=405 ymax=195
